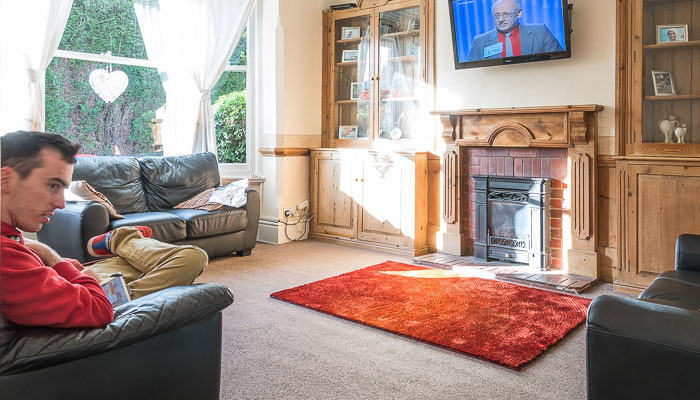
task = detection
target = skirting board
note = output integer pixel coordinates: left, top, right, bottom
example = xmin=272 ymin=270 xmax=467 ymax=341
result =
xmin=257 ymin=217 xmax=310 ymax=244
xmin=258 ymin=217 xmax=280 ymax=244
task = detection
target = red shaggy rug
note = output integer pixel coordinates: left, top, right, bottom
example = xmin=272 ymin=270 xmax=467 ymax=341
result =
xmin=271 ymin=261 xmax=592 ymax=370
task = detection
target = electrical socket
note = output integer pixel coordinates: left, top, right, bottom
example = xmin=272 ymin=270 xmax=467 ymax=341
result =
xmin=283 ymin=209 xmax=294 ymax=217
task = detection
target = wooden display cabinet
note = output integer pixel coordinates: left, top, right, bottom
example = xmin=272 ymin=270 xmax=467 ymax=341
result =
xmin=323 ymin=0 xmax=433 ymax=149
xmin=616 ymin=0 xmax=700 ymax=292
xmin=309 ymin=149 xmax=429 ymax=256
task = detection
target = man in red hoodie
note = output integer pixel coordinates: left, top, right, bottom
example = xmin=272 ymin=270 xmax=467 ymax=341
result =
xmin=1 ymin=131 xmax=207 ymax=328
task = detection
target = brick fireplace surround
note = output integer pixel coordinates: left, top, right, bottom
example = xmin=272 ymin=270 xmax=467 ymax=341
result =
xmin=432 ymin=105 xmax=604 ymax=278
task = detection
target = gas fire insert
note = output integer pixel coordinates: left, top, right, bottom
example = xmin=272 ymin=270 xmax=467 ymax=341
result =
xmin=473 ymin=175 xmax=551 ymax=270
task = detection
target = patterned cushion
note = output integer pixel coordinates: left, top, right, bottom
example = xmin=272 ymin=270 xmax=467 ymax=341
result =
xmin=173 ymin=188 xmax=223 ymax=212
xmin=66 ymin=180 xmax=124 ymax=219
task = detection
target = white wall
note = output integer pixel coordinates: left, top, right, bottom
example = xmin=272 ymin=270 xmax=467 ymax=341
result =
xmin=258 ymin=0 xmax=323 ymax=244
xmin=434 ymin=0 xmax=616 ymax=153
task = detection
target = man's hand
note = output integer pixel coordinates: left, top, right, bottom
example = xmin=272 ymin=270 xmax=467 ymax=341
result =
xmin=24 ymin=239 xmax=64 ymax=267
xmin=63 ymin=257 xmax=84 ymax=271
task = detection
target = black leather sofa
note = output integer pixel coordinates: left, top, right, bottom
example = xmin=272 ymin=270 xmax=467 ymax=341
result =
xmin=0 ymin=283 xmax=233 ymax=400
xmin=37 ymin=152 xmax=260 ymax=263
xmin=587 ymin=234 xmax=700 ymax=399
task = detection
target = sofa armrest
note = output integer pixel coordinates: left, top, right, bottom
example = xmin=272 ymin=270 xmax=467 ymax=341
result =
xmin=587 ymin=295 xmax=700 ymax=399
xmin=36 ymin=201 xmax=110 ymax=262
xmin=243 ymin=188 xmax=260 ymax=250
xmin=0 ymin=283 xmax=233 ymax=375
xmin=676 ymin=234 xmax=700 ymax=271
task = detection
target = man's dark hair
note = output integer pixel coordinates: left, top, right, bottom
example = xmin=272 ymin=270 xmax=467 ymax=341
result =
xmin=1 ymin=131 xmax=80 ymax=178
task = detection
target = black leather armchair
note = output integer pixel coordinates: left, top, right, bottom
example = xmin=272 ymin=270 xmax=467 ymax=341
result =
xmin=587 ymin=234 xmax=700 ymax=399
xmin=0 ymin=283 xmax=233 ymax=400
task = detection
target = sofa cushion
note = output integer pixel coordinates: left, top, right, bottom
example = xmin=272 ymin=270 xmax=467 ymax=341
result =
xmin=639 ymin=270 xmax=700 ymax=311
xmin=73 ymin=156 xmax=148 ymax=214
xmin=109 ymin=212 xmax=187 ymax=243
xmin=165 ymin=208 xmax=247 ymax=239
xmin=138 ymin=153 xmax=221 ymax=211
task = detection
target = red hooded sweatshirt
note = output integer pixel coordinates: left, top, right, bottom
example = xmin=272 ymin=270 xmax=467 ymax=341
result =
xmin=1 ymin=222 xmax=113 ymax=328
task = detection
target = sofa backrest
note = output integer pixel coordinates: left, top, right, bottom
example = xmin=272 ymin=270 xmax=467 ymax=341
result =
xmin=138 ymin=152 xmax=220 ymax=211
xmin=73 ymin=156 xmax=149 ymax=214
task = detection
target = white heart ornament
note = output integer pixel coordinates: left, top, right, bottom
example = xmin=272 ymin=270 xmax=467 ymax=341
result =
xmin=89 ymin=69 xmax=128 ymax=103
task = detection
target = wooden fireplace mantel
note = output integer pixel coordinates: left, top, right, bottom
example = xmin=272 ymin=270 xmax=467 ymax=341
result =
xmin=431 ymin=105 xmax=604 ymax=278
xmin=431 ymin=105 xmax=604 ymax=147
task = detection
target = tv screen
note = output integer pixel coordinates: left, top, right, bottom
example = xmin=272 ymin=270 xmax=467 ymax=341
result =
xmin=449 ymin=0 xmax=571 ymax=69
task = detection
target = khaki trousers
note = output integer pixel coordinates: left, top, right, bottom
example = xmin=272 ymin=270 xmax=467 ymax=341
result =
xmin=86 ymin=226 xmax=208 ymax=299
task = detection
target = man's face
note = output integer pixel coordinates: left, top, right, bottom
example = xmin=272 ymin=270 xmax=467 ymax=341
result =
xmin=668 ymin=30 xmax=676 ymax=40
xmin=1 ymin=149 xmax=73 ymax=232
xmin=493 ymin=1 xmax=522 ymax=34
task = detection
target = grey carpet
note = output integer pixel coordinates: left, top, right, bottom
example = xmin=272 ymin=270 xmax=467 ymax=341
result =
xmin=197 ymin=240 xmax=625 ymax=400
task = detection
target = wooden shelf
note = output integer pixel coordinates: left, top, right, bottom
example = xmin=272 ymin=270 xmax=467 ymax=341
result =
xmin=336 ymin=60 xmax=367 ymax=67
xmin=644 ymin=39 xmax=700 ymax=51
xmin=644 ymin=94 xmax=700 ymax=101
xmin=381 ymin=29 xmax=419 ymax=38
xmin=386 ymin=55 xmax=418 ymax=62
xmin=336 ymin=99 xmax=369 ymax=104
xmin=336 ymin=37 xmax=366 ymax=45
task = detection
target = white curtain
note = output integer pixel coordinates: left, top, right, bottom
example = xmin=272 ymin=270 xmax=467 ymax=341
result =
xmin=134 ymin=0 xmax=254 ymax=156
xmin=0 ymin=0 xmax=73 ymax=135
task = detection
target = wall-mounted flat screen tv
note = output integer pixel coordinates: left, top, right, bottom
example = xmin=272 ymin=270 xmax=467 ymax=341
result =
xmin=449 ymin=0 xmax=571 ymax=69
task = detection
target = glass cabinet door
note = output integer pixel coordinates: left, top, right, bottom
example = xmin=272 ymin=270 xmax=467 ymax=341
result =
xmin=334 ymin=14 xmax=372 ymax=143
xmin=639 ymin=0 xmax=700 ymax=147
xmin=376 ymin=5 xmax=421 ymax=144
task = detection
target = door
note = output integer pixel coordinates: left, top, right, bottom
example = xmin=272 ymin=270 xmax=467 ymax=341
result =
xmin=626 ymin=163 xmax=700 ymax=287
xmin=310 ymin=151 xmax=357 ymax=238
xmin=357 ymin=152 xmax=411 ymax=246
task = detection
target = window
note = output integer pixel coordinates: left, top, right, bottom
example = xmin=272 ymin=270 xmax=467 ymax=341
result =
xmin=47 ymin=0 xmax=257 ymax=170
xmin=48 ymin=0 xmax=163 ymax=156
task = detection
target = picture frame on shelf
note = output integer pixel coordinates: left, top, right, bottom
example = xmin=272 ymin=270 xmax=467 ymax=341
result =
xmin=338 ymin=125 xmax=358 ymax=139
xmin=350 ymin=82 xmax=364 ymax=100
xmin=652 ymin=70 xmax=676 ymax=96
xmin=656 ymin=24 xmax=688 ymax=43
xmin=341 ymin=27 xmax=361 ymax=40
xmin=341 ymin=49 xmax=359 ymax=63
xmin=407 ymin=42 xmax=420 ymax=56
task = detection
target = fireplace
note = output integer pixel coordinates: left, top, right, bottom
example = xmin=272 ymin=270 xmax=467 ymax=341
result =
xmin=473 ymin=176 xmax=551 ymax=270
xmin=432 ymin=105 xmax=604 ymax=278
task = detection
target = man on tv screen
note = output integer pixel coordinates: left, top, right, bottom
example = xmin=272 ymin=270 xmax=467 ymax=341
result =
xmin=467 ymin=0 xmax=563 ymax=61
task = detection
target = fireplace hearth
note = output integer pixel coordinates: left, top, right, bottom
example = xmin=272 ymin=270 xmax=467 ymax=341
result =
xmin=473 ymin=175 xmax=551 ymax=271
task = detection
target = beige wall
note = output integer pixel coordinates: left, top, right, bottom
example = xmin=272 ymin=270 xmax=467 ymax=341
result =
xmin=258 ymin=0 xmax=324 ymax=244
xmin=434 ymin=0 xmax=617 ymax=154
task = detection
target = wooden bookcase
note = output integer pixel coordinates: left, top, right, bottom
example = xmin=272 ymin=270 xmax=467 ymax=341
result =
xmin=312 ymin=0 xmax=435 ymax=256
xmin=615 ymin=0 xmax=700 ymax=293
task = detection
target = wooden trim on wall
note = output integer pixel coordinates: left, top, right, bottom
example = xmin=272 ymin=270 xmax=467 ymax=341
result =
xmin=258 ymin=148 xmax=310 ymax=157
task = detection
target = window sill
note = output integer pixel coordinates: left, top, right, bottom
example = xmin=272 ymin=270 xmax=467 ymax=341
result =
xmin=220 ymin=175 xmax=265 ymax=185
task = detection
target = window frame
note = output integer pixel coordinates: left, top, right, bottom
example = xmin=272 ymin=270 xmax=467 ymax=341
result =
xmin=50 ymin=1 xmax=260 ymax=178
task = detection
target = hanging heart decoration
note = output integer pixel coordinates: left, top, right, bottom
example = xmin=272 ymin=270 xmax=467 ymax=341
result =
xmin=88 ymin=69 xmax=129 ymax=103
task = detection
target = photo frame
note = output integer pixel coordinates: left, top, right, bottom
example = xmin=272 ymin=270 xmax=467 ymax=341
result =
xmin=657 ymin=24 xmax=688 ymax=43
xmin=341 ymin=27 xmax=360 ymax=40
xmin=338 ymin=125 xmax=358 ymax=139
xmin=350 ymin=82 xmax=363 ymax=100
xmin=341 ymin=49 xmax=359 ymax=63
xmin=652 ymin=70 xmax=676 ymax=96
xmin=407 ymin=42 xmax=420 ymax=56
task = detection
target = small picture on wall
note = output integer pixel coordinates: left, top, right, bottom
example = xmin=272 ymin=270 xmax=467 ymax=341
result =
xmin=341 ymin=27 xmax=361 ymax=40
xmin=652 ymin=70 xmax=676 ymax=96
xmin=338 ymin=125 xmax=358 ymax=139
xmin=341 ymin=49 xmax=359 ymax=63
xmin=657 ymin=24 xmax=688 ymax=43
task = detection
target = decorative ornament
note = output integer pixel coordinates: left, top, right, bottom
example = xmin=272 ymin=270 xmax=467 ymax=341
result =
xmin=658 ymin=111 xmax=679 ymax=143
xmin=674 ymin=123 xmax=688 ymax=143
xmin=88 ymin=52 xmax=128 ymax=103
